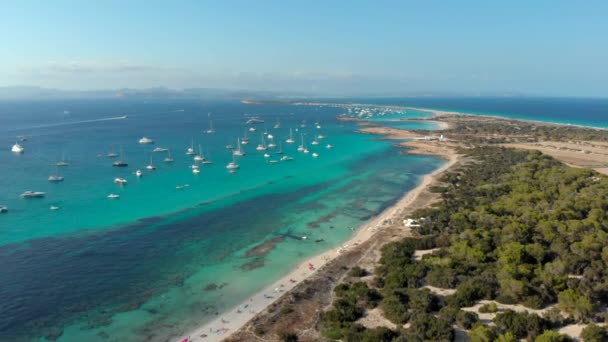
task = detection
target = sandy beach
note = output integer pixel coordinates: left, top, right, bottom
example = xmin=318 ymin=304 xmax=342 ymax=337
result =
xmin=178 ymin=144 xmax=459 ymax=342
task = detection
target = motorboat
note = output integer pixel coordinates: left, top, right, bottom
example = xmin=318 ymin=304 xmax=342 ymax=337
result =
xmin=11 ymin=143 xmax=24 ymax=153
xmin=153 ymin=147 xmax=168 ymax=152
xmin=326 ymin=144 xmax=333 ymax=149
xmin=114 ymin=177 xmax=128 ymax=184
xmin=0 ymin=205 xmax=7 ymax=213
xmin=280 ymin=156 xmax=294 ymax=161
xmin=107 ymin=194 xmax=120 ymax=199
xmin=139 ymin=137 xmax=154 ymax=144
xmin=312 ymin=153 xmax=319 ymax=158
xmin=48 ymin=175 xmax=64 ymax=182
xmin=20 ymin=191 xmax=46 ymax=198
xmin=50 ymin=206 xmax=60 ymax=210
xmin=135 ymin=170 xmax=143 ymax=177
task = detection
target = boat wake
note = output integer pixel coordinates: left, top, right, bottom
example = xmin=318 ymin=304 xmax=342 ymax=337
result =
xmin=5 ymin=115 xmax=128 ymax=132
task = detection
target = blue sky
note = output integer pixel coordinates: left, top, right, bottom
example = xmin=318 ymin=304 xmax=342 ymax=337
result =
xmin=1 ymin=1 xmax=607 ymax=96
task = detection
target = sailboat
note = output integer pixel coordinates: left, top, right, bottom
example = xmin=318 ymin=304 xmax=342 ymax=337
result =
xmin=194 ymin=144 xmax=204 ymax=161
xmin=297 ymin=133 xmax=305 ymax=152
xmin=146 ymin=156 xmax=156 ymax=170
xmin=273 ymin=118 xmax=280 ymax=129
xmin=276 ymin=142 xmax=284 ymax=155
xmin=226 ymin=154 xmax=239 ymax=169
xmin=267 ymin=136 xmax=277 ymax=148
xmin=233 ymin=138 xmax=245 ymax=156
xmin=205 ymin=119 xmax=216 ymax=134
xmin=286 ymin=128 xmax=295 ymax=144
xmin=186 ymin=138 xmax=196 ymax=155
xmin=135 ymin=170 xmax=143 ymax=177
xmin=163 ymin=150 xmax=174 ymax=163
xmin=112 ymin=145 xmax=128 ymax=167
xmin=256 ymin=134 xmax=267 ymax=151
xmin=56 ymin=151 xmax=69 ymax=166
xmin=201 ymin=149 xmax=213 ymax=164
xmin=311 ymin=138 xmax=319 ymax=145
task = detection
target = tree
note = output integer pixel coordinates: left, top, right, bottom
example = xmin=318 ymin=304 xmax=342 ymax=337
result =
xmin=534 ymin=330 xmax=568 ymax=342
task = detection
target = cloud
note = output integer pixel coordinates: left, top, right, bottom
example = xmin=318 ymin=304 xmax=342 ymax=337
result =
xmin=18 ymin=60 xmax=183 ymax=75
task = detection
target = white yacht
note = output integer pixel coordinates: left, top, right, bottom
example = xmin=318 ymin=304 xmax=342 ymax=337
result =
xmin=280 ymin=156 xmax=294 ymax=161
xmin=107 ymin=193 xmax=120 ymax=199
xmin=107 ymin=152 xmax=119 ymax=158
xmin=249 ymin=127 xmax=257 ymax=132
xmin=11 ymin=143 xmax=24 ymax=153
xmin=153 ymin=147 xmax=168 ymax=152
xmin=139 ymin=137 xmax=154 ymax=144
xmin=312 ymin=152 xmax=319 ymax=158
xmin=286 ymin=129 xmax=295 ymax=144
xmin=246 ymin=117 xmax=264 ymax=124
xmin=50 ymin=206 xmax=60 ymax=210
xmin=114 ymin=177 xmax=128 ymax=184
xmin=192 ymin=168 xmax=201 ymax=174
xmin=20 ymin=191 xmax=46 ymax=198
xmin=135 ymin=170 xmax=143 ymax=177
xmin=263 ymin=153 xmax=270 ymax=158
xmin=318 ymin=134 xmax=325 ymax=139
xmin=326 ymin=144 xmax=333 ymax=149
xmin=311 ymin=139 xmax=319 ymax=145
xmin=48 ymin=175 xmax=64 ymax=182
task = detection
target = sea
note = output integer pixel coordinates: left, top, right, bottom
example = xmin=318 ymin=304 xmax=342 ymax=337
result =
xmin=0 ymin=96 xmax=604 ymax=341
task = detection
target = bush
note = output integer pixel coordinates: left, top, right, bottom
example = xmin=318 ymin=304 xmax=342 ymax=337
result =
xmin=348 ymin=266 xmax=368 ymax=277
xmin=534 ymin=330 xmax=569 ymax=342
xmin=407 ymin=313 xmax=454 ymax=342
xmin=407 ymin=288 xmax=440 ymax=313
xmin=280 ymin=306 xmax=294 ymax=315
xmin=479 ymin=302 xmax=498 ymax=313
xmin=380 ymin=292 xmax=409 ymax=324
xmin=493 ymin=310 xmax=548 ymax=340
xmin=456 ymin=310 xmax=480 ymax=329
xmin=581 ymin=324 xmax=607 ymax=342
xmin=468 ymin=323 xmax=498 ymax=342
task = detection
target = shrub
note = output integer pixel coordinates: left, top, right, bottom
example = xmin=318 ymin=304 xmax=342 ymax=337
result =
xmin=407 ymin=313 xmax=454 ymax=342
xmin=479 ymin=302 xmax=498 ymax=313
xmin=468 ymin=323 xmax=498 ymax=342
xmin=581 ymin=324 xmax=607 ymax=342
xmin=534 ymin=330 xmax=569 ymax=342
xmin=348 ymin=266 xmax=368 ymax=277
xmin=456 ymin=310 xmax=480 ymax=329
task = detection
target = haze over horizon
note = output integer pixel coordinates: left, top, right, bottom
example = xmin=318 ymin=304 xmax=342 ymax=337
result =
xmin=1 ymin=1 xmax=607 ymax=97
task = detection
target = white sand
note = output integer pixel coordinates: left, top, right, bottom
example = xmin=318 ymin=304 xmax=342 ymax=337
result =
xmin=178 ymin=154 xmax=459 ymax=342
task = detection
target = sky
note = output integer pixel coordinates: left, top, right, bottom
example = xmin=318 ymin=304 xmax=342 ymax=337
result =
xmin=0 ymin=1 xmax=607 ymax=96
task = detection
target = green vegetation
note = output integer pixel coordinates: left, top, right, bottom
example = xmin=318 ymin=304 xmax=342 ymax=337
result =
xmin=320 ymin=146 xmax=608 ymax=341
xmin=416 ymin=116 xmax=608 ymax=143
xmin=581 ymin=324 xmax=607 ymax=342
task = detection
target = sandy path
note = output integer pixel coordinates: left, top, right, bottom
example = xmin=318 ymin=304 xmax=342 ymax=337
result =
xmin=177 ymin=154 xmax=459 ymax=342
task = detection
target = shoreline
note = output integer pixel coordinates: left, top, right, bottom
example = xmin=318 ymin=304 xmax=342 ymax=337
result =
xmin=179 ymin=133 xmax=459 ymax=341
xmin=404 ymin=106 xmax=608 ymax=131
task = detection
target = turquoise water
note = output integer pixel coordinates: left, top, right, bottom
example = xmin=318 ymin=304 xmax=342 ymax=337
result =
xmin=0 ymin=100 xmax=443 ymax=341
